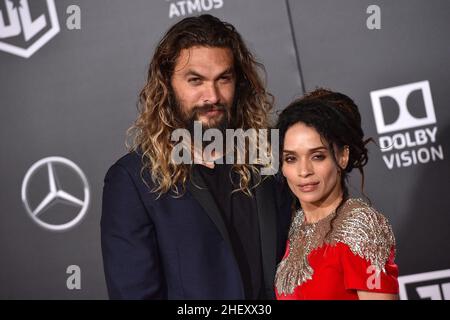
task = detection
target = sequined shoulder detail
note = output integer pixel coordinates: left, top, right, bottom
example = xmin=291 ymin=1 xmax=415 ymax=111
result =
xmin=275 ymin=198 xmax=396 ymax=296
xmin=329 ymin=198 xmax=396 ymax=275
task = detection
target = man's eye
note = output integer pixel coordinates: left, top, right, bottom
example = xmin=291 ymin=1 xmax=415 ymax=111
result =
xmin=220 ymin=76 xmax=232 ymax=82
xmin=188 ymin=78 xmax=201 ymax=84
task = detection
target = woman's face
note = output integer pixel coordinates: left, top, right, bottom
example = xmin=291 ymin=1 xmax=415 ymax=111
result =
xmin=281 ymin=122 xmax=349 ymax=208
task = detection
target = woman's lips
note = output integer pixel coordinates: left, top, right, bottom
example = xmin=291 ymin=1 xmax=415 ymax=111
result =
xmin=297 ymin=182 xmax=319 ymax=192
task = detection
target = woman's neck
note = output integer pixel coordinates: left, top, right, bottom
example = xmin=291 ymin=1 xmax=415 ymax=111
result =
xmin=301 ymin=191 xmax=344 ymax=224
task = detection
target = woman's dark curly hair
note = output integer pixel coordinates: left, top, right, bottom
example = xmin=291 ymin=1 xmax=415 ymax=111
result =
xmin=276 ymin=88 xmax=374 ymax=215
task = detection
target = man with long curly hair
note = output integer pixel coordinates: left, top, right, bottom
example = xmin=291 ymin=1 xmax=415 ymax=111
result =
xmin=101 ymin=14 xmax=291 ymax=299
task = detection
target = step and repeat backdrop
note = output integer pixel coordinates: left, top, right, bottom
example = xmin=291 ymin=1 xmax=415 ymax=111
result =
xmin=1 ymin=0 xmax=449 ymax=299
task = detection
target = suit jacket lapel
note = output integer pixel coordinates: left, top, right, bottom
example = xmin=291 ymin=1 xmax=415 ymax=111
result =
xmin=187 ymin=166 xmax=278 ymax=298
xmin=186 ymin=168 xmax=233 ymax=252
xmin=186 ymin=167 xmax=245 ymax=298
xmin=254 ymin=173 xmax=278 ymax=298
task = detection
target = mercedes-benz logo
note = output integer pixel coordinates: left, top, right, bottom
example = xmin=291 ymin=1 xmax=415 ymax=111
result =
xmin=21 ymin=156 xmax=90 ymax=231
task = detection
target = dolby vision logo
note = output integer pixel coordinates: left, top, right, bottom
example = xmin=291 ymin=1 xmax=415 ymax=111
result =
xmin=370 ymin=81 xmax=444 ymax=169
xmin=370 ymin=80 xmax=436 ymax=134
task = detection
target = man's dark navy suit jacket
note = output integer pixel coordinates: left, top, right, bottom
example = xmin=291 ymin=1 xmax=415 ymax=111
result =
xmin=101 ymin=151 xmax=292 ymax=299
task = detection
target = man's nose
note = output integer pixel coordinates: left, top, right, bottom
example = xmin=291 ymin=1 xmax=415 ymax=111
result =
xmin=202 ymin=83 xmax=220 ymax=105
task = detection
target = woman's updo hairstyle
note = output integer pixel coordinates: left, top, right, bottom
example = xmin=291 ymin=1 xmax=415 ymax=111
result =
xmin=276 ymin=88 xmax=374 ymax=207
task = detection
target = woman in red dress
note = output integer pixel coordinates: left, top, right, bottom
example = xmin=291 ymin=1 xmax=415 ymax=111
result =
xmin=275 ymin=89 xmax=399 ymax=300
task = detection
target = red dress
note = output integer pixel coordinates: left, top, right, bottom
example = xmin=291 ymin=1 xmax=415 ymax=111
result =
xmin=275 ymin=198 xmax=399 ymax=300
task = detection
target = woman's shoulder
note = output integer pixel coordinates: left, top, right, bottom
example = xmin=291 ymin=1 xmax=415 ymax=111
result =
xmin=335 ymin=198 xmax=393 ymax=231
xmin=330 ymin=198 xmax=396 ymax=272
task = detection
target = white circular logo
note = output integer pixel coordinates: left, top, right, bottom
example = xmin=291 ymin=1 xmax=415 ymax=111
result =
xmin=21 ymin=157 xmax=90 ymax=231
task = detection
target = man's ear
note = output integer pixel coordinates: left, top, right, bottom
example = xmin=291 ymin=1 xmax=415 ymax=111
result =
xmin=339 ymin=145 xmax=350 ymax=169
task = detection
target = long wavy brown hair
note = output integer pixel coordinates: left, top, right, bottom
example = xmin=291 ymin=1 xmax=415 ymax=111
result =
xmin=127 ymin=14 xmax=274 ymax=198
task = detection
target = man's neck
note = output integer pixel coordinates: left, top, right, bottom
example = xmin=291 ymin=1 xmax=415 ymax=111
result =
xmin=194 ymin=149 xmax=222 ymax=168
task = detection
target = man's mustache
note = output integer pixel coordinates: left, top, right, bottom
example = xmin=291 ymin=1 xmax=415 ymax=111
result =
xmin=191 ymin=103 xmax=226 ymax=116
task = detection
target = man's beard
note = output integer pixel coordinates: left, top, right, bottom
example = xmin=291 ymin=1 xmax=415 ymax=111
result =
xmin=172 ymin=97 xmax=233 ymax=134
xmin=170 ymin=93 xmax=236 ymax=158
